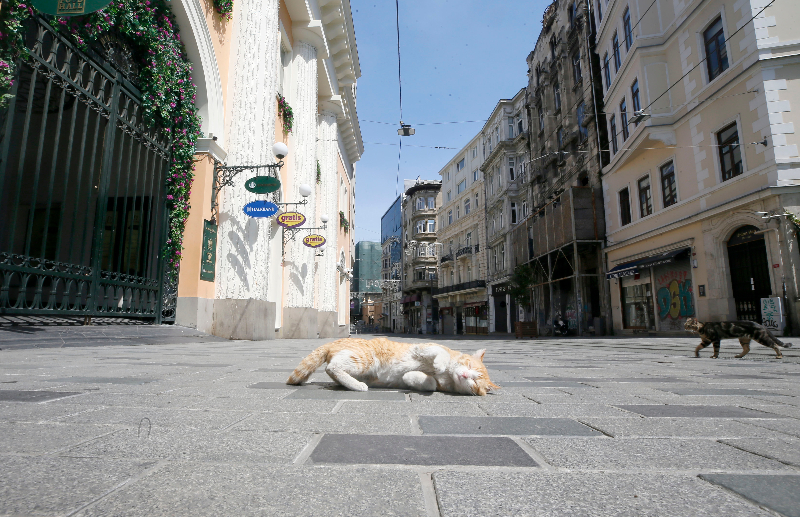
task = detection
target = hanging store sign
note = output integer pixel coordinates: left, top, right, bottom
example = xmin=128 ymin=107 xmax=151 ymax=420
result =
xmin=33 ymin=0 xmax=112 ymax=16
xmin=276 ymin=212 xmax=306 ymax=228
xmin=245 ymin=176 xmax=281 ymax=194
xmin=303 ymin=235 xmax=326 ymax=248
xmin=243 ymin=200 xmax=279 ymax=218
xmin=200 ymin=220 xmax=217 ymax=282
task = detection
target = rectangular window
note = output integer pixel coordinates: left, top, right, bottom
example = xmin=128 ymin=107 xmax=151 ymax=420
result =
xmin=619 ymin=187 xmax=631 ymax=226
xmin=416 ymin=220 xmax=424 ymax=234
xmin=631 ymin=79 xmax=641 ymax=125
xmin=660 ymin=161 xmax=678 ymax=207
xmin=456 ymin=205 xmax=460 ymax=219
xmin=418 ymin=245 xmax=426 ymax=257
xmin=427 ymin=219 xmax=436 ymax=232
xmin=620 ymin=97 xmax=629 ymax=141
xmin=613 ymin=33 xmax=621 ymax=71
xmin=465 ymin=232 xmax=472 ymax=246
xmin=475 ymin=193 xmax=479 ymax=208
xmin=517 ymin=116 xmax=523 ymax=134
xmin=500 ymin=244 xmax=506 ymax=269
xmin=416 ymin=197 xmax=424 ymax=210
xmin=557 ymin=127 xmax=565 ymax=149
xmin=717 ymin=122 xmax=743 ymax=181
xmin=638 ymin=176 xmax=652 ymax=217
xmin=522 ymin=201 xmax=528 ymax=218
xmin=473 ymin=169 xmax=479 ymax=182
xmin=447 ymin=190 xmax=451 ymax=202
xmin=538 ymin=106 xmax=545 ymax=132
xmin=428 ymin=196 xmax=435 ymax=209
xmin=623 ymin=8 xmax=633 ymax=51
xmin=511 ymin=202 xmax=518 ymax=224
xmin=464 ymin=198 xmax=471 ymax=215
xmin=508 ymin=118 xmax=515 ymax=139
xmin=553 ymin=81 xmax=561 ymax=111
xmin=508 ymin=157 xmax=515 ymax=180
xmin=499 ymin=210 xmax=504 ymax=228
xmin=577 ymin=102 xmax=588 ymax=142
xmin=572 ymin=52 xmax=582 ymax=83
xmin=610 ymin=115 xmax=618 ymax=154
xmin=448 ymin=210 xmax=453 ymax=225
xmin=472 ymin=146 xmax=478 ymax=158
xmin=457 ymin=158 xmax=466 ymax=171
xmin=704 ymin=17 xmax=729 ymax=81
xmin=457 ymin=179 xmax=467 ymax=194
xmin=603 ymin=53 xmax=611 ymax=89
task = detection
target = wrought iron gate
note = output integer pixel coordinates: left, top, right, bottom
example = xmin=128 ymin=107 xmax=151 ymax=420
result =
xmin=0 ymin=17 xmax=175 ymax=322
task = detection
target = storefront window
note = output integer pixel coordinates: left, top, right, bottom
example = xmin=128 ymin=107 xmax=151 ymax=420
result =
xmin=621 ymin=282 xmax=654 ymax=329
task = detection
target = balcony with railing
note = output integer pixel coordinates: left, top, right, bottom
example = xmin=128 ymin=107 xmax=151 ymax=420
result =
xmin=456 ymin=244 xmax=480 ymax=259
xmin=440 ymin=253 xmax=454 ymax=264
xmin=432 ymin=280 xmax=487 ymax=297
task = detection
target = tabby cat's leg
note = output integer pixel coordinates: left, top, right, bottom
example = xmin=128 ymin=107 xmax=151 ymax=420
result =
xmin=695 ymin=339 xmax=712 ymax=358
xmin=325 ymin=354 xmax=368 ymax=392
xmin=754 ymin=331 xmax=783 ymax=359
xmin=710 ymin=341 xmax=721 ymax=359
xmin=735 ymin=337 xmax=751 ymax=358
xmin=402 ymin=371 xmax=437 ymax=392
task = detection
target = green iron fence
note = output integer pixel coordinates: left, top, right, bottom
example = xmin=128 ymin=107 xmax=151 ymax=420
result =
xmin=0 ymin=17 xmax=176 ymax=322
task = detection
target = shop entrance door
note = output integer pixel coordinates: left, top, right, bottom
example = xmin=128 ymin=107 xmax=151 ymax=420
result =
xmin=727 ymin=226 xmax=771 ymax=323
xmin=495 ymin=297 xmax=507 ymax=333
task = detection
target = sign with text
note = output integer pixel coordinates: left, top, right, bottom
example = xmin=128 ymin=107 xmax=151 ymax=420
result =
xmin=276 ymin=212 xmax=306 ymax=228
xmin=243 ymin=200 xmax=278 ymax=218
xmin=761 ymin=297 xmax=784 ymax=335
xmin=200 ymin=220 xmax=217 ymax=282
xmin=244 ymin=176 xmax=281 ymax=194
xmin=32 ymin=0 xmax=112 ymax=16
xmin=302 ymin=234 xmax=326 ymax=248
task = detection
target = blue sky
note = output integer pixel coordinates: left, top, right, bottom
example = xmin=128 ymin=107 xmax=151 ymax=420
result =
xmin=349 ymin=0 xmax=550 ymax=244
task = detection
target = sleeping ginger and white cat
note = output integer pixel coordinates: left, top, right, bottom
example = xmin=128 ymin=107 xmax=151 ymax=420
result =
xmin=286 ymin=337 xmax=500 ymax=396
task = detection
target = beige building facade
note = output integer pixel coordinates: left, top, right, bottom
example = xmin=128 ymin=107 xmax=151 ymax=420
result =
xmin=597 ymin=0 xmax=800 ymax=333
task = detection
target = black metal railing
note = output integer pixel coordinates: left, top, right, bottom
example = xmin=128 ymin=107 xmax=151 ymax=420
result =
xmin=456 ymin=245 xmax=476 ymax=259
xmin=440 ymin=253 xmax=453 ymax=264
xmin=432 ymin=280 xmax=486 ymax=296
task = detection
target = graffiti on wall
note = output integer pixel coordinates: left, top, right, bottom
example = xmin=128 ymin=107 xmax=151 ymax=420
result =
xmin=655 ymin=269 xmax=695 ymax=325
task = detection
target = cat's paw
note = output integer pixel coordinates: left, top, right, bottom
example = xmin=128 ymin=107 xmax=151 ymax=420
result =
xmin=352 ymin=381 xmax=369 ymax=392
xmin=433 ymin=357 xmax=448 ymax=374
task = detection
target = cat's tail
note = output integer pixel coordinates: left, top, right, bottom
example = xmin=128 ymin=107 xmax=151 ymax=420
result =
xmin=286 ymin=344 xmax=330 ymax=385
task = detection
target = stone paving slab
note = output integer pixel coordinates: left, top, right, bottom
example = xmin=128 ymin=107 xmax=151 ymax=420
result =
xmin=734 ymin=418 xmax=800 ymax=438
xmin=309 ymin=434 xmax=539 ymax=467
xmin=0 ymin=455 xmax=156 ymax=517
xmin=284 ymin=389 xmax=408 ymax=401
xmin=581 ymin=417 xmax=794 ymax=438
xmin=337 ymin=400 xmax=488 ymax=416
xmin=233 ymin=412 xmax=417 ymax=434
xmin=66 ymin=427 xmax=311 ymax=463
xmin=0 ymin=422 xmax=118 ymax=455
xmin=614 ymin=405 xmax=789 ymax=418
xmin=523 ymin=437 xmax=790 ymax=470
xmin=0 ymin=389 xmax=83 ymax=402
xmin=664 ymin=388 xmax=790 ymax=396
xmin=699 ymin=474 xmax=800 ymax=517
xmin=478 ymin=402 xmax=632 ymax=418
xmin=720 ymin=436 xmax=800 ymax=466
xmin=72 ymin=464 xmax=428 ymax=517
xmin=57 ymin=407 xmax=254 ymax=431
xmin=419 ymin=416 xmax=603 ymax=436
xmin=434 ymin=472 xmax=776 ymax=517
xmin=501 ymin=380 xmax=594 ymax=388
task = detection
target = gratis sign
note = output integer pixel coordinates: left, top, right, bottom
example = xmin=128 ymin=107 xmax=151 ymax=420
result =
xmin=32 ymin=0 xmax=112 ymax=16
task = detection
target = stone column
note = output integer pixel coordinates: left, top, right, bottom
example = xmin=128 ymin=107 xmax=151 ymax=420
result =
xmin=317 ymin=111 xmax=339 ymax=337
xmin=506 ymin=293 xmax=512 ymax=334
xmin=213 ymin=0 xmax=279 ymax=340
xmin=282 ymin=40 xmax=319 ymax=338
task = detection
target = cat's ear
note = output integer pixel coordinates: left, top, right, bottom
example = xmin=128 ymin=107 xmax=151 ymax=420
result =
xmin=473 ymin=349 xmax=486 ymax=361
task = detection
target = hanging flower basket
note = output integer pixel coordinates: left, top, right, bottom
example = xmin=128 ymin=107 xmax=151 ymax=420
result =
xmin=277 ymin=93 xmax=294 ymax=134
xmin=213 ymin=0 xmax=234 ymax=20
xmin=316 ymin=160 xmax=321 ymax=184
xmin=340 ymin=211 xmax=350 ymax=233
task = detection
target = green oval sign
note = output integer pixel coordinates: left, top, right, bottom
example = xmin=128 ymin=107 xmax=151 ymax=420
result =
xmin=245 ymin=176 xmax=281 ymax=194
xmin=32 ymin=0 xmax=112 ymax=16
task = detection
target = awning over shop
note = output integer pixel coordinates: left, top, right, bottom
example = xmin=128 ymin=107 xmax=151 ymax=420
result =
xmin=606 ymin=249 xmax=688 ymax=279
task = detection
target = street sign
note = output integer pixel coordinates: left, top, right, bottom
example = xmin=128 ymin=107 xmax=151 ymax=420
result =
xmin=276 ymin=212 xmax=306 ymax=228
xmin=32 ymin=0 xmax=112 ymax=16
xmin=244 ymin=176 xmax=281 ymax=194
xmin=200 ymin=220 xmax=217 ymax=281
xmin=243 ymin=200 xmax=279 ymax=218
xmin=302 ymin=234 xmax=326 ymax=248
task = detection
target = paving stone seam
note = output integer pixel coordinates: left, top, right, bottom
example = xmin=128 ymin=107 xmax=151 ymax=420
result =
xmin=734 ymin=419 xmax=800 ymax=437
xmin=696 ymin=475 xmax=788 ymax=517
xmin=38 ymin=427 xmax=122 ymax=457
xmin=409 ymin=415 xmax=424 ymax=435
xmin=292 ymin=433 xmax=324 ymax=465
xmin=217 ymin=413 xmax=256 ymax=431
xmin=417 ymin=471 xmax=443 ymax=517
xmin=717 ymin=440 xmax=800 ymax=471
xmin=330 ymin=400 xmax=345 ymax=414
xmin=576 ymin=419 xmax=616 ymax=437
xmin=508 ymin=436 xmax=553 ymax=470
xmin=63 ymin=459 xmax=169 ymax=517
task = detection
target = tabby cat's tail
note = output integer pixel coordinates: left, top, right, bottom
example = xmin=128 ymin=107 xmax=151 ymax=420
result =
xmin=286 ymin=344 xmax=330 ymax=385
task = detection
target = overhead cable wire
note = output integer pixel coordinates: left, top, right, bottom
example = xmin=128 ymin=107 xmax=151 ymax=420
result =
xmin=395 ymin=0 xmax=402 ymax=197
xmin=361 ymin=119 xmax=488 ymax=126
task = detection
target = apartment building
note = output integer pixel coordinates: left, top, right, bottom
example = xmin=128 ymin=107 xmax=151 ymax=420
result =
xmin=401 ymin=180 xmax=443 ymax=334
xmin=482 ymin=89 xmax=531 ymax=333
xmin=522 ymin=0 xmax=609 ymax=335
xmin=380 ymin=196 xmax=403 ymax=332
xmin=596 ymin=0 xmax=800 ymax=333
xmin=435 ymin=134 xmax=489 ymax=335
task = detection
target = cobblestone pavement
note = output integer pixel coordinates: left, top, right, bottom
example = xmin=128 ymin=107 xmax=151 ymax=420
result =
xmin=1 ymin=327 xmax=799 ymax=516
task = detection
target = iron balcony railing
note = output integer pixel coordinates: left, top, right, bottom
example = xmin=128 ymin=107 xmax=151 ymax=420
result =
xmin=440 ymin=253 xmax=454 ymax=264
xmin=456 ymin=245 xmax=481 ymax=259
xmin=432 ymin=280 xmax=486 ymax=296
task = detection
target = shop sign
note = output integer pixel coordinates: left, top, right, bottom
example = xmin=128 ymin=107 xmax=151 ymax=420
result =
xmin=243 ymin=200 xmax=279 ymax=218
xmin=32 ymin=0 xmax=112 ymax=16
xmin=492 ymin=283 xmax=511 ymax=296
xmin=302 ymin=234 xmax=326 ymax=248
xmin=200 ymin=220 xmax=217 ymax=282
xmin=276 ymin=212 xmax=306 ymax=228
xmin=244 ymin=176 xmax=281 ymax=194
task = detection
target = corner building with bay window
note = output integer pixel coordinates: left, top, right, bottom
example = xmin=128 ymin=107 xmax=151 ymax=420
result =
xmin=596 ymin=0 xmax=800 ymax=333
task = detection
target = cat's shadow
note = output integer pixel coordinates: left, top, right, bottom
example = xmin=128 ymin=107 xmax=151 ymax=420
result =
xmin=301 ymin=381 xmax=479 ymax=397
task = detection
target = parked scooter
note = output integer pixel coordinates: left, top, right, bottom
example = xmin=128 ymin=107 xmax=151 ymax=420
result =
xmin=553 ymin=313 xmax=569 ymax=336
